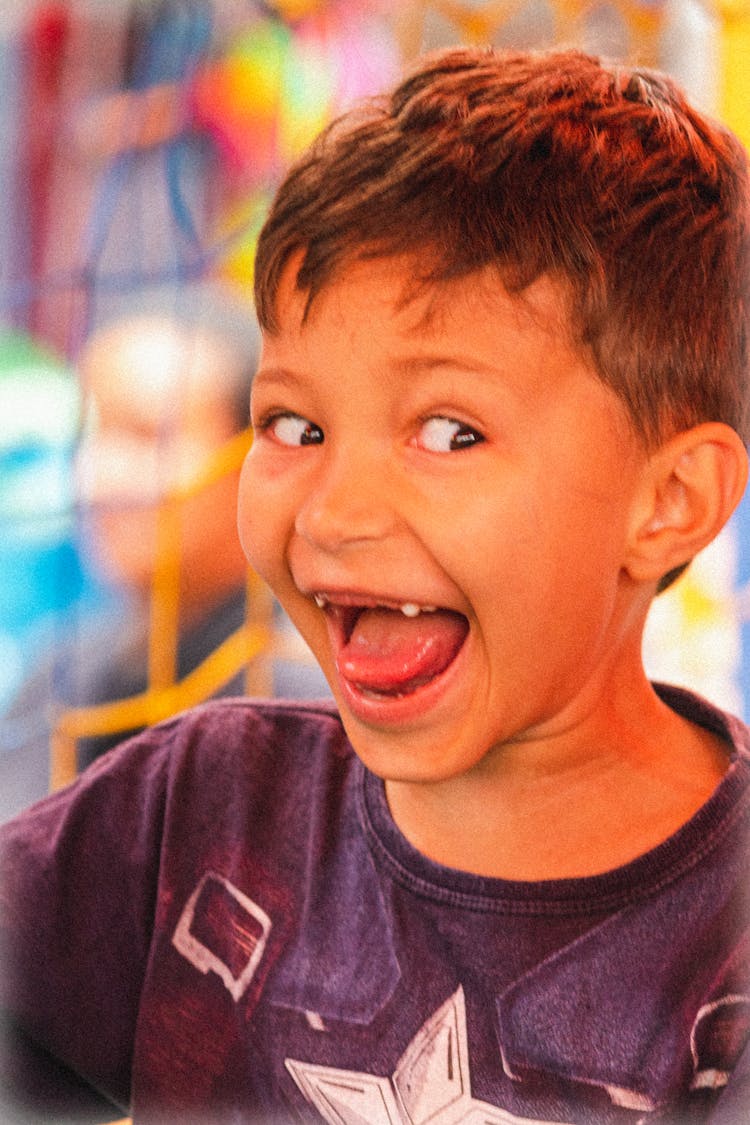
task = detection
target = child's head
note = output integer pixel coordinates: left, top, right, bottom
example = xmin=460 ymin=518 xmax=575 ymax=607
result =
xmin=241 ymin=49 xmax=750 ymax=783
xmin=254 ymin=46 xmax=750 ymax=456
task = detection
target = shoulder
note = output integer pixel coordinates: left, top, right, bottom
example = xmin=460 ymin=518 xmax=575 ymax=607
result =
xmin=653 ymin=686 xmax=750 ymax=877
xmin=0 ymin=697 xmax=355 ymax=1026
xmin=0 ymin=697 xmax=352 ymax=892
xmin=655 ymin=682 xmax=750 ymax=762
xmin=125 ymin=696 xmax=352 ymax=806
xmin=151 ymin=695 xmax=347 ymax=751
xmin=78 ymin=695 xmax=350 ymax=791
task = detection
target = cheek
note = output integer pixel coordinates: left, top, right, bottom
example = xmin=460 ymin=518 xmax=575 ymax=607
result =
xmin=237 ymin=456 xmax=273 ymax=574
xmin=237 ymin=453 xmax=297 ymax=592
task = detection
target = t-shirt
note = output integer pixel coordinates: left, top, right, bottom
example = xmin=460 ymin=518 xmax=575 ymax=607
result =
xmin=1 ymin=685 xmax=749 ymax=1124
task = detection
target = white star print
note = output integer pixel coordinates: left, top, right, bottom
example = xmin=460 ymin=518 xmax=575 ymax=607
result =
xmin=285 ymin=987 xmax=569 ymax=1125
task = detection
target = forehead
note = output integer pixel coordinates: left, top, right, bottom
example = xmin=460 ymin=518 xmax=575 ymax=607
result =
xmin=268 ymin=253 xmax=576 ymax=357
xmin=258 ymin=253 xmax=639 ymax=463
xmin=255 ymin=253 xmax=637 ymax=454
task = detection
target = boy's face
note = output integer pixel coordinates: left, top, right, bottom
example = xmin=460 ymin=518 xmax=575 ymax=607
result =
xmin=239 ymin=257 xmax=650 ymax=784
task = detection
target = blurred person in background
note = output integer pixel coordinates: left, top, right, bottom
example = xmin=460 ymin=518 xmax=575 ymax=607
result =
xmin=2 ymin=281 xmax=327 ymax=820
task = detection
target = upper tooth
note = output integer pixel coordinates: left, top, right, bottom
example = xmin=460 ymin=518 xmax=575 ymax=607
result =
xmin=313 ymin=595 xmax=435 ymax=616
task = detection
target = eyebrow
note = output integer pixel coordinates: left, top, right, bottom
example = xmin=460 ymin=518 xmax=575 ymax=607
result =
xmin=254 ymin=354 xmax=500 ymax=389
xmin=252 ymin=366 xmax=307 ymax=391
xmin=390 ymin=353 xmax=500 ymax=378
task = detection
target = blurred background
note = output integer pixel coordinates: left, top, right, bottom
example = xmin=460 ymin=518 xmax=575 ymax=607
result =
xmin=0 ymin=0 xmax=749 ymax=821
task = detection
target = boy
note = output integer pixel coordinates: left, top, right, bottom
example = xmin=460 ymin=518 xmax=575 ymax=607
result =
xmin=2 ymin=46 xmax=750 ymax=1125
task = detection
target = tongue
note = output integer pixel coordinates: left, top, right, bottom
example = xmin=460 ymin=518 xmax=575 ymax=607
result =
xmin=338 ymin=607 xmax=468 ymax=695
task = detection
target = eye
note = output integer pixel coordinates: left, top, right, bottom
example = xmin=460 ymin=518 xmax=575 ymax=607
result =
xmin=264 ymin=413 xmax=324 ymax=447
xmin=416 ymin=416 xmax=484 ymax=453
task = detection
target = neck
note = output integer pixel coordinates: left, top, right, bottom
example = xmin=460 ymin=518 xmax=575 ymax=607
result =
xmin=385 ymin=675 xmax=729 ymax=882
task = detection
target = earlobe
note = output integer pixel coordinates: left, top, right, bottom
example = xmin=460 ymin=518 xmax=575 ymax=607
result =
xmin=625 ymin=423 xmax=749 ymax=586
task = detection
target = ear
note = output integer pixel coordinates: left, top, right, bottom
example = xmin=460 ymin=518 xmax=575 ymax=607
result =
xmin=624 ymin=422 xmax=749 ymax=586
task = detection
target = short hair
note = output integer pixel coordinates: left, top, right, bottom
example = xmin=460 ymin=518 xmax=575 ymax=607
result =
xmin=254 ymin=46 xmax=750 ymax=453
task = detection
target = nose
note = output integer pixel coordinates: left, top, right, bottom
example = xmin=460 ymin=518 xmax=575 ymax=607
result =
xmin=294 ymin=449 xmax=397 ymax=554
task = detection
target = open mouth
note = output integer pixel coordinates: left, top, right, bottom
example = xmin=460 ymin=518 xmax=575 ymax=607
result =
xmin=315 ymin=595 xmax=469 ymax=703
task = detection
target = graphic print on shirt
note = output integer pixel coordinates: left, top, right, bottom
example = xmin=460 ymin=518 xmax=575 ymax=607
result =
xmin=286 ymin=986 xmax=568 ymax=1125
xmin=690 ymin=994 xmax=750 ymax=1092
xmin=171 ymin=871 xmax=272 ymax=1001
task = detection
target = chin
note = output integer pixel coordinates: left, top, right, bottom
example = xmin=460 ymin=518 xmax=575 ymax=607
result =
xmin=340 ymin=715 xmax=483 ymax=786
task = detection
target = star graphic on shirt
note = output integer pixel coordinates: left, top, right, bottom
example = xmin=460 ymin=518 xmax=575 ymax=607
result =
xmin=285 ymin=986 xmax=566 ymax=1125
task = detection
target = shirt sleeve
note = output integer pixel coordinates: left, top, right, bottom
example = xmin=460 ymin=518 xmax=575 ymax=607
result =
xmin=0 ymin=727 xmax=173 ymax=1116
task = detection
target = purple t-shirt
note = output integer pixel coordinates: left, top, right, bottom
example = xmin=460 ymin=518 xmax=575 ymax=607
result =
xmin=1 ymin=686 xmax=749 ymax=1123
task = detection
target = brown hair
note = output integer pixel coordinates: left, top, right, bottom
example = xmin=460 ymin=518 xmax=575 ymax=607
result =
xmin=255 ymin=46 xmax=750 ymax=457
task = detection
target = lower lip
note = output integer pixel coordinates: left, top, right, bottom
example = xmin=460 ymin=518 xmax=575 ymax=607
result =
xmin=333 ymin=630 xmax=471 ymax=728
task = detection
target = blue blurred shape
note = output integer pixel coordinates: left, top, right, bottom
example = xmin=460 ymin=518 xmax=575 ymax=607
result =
xmin=0 ymin=330 xmax=84 ymax=708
